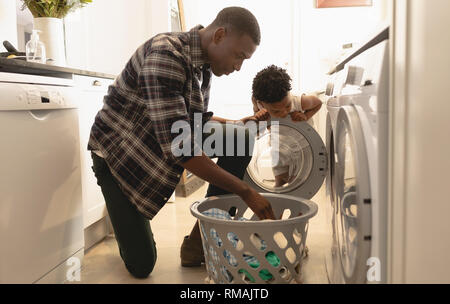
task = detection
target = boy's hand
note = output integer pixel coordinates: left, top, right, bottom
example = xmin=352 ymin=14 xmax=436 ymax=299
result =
xmin=290 ymin=111 xmax=308 ymax=122
xmin=254 ymin=109 xmax=270 ymax=121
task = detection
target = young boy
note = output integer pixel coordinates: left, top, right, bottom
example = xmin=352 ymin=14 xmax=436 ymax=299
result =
xmin=251 ymin=65 xmax=322 ymax=187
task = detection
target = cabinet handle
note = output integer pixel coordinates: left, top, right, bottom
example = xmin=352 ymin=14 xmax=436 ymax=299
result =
xmin=92 ymin=80 xmax=102 ymax=87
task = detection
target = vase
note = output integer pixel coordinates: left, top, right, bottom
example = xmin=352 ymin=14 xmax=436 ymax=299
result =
xmin=33 ymin=17 xmax=66 ymax=66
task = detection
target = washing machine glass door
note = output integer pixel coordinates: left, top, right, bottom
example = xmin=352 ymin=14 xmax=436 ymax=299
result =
xmin=326 ymin=114 xmax=338 ymax=211
xmin=324 ymin=113 xmax=342 ymax=283
xmin=335 ymin=105 xmax=372 ymax=283
xmin=244 ymin=118 xmax=327 ymax=200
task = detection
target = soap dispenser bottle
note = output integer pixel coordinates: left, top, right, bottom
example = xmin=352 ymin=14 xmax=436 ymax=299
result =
xmin=26 ymin=30 xmax=46 ymax=64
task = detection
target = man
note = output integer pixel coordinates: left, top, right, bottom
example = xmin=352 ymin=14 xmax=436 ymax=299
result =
xmin=88 ymin=7 xmax=275 ymax=278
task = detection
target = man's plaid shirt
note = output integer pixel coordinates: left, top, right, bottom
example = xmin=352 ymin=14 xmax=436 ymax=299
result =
xmin=88 ymin=26 xmax=212 ymax=219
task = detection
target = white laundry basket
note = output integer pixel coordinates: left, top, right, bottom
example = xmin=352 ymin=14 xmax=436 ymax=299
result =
xmin=190 ymin=193 xmax=318 ymax=284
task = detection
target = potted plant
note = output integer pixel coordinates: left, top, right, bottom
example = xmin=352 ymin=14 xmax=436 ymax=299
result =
xmin=20 ymin=0 xmax=92 ymax=66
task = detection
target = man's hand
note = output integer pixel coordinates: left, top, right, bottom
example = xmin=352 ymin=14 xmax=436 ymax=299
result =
xmin=181 ymin=154 xmax=275 ymax=220
xmin=239 ymin=186 xmax=276 ymax=220
xmin=290 ymin=111 xmax=308 ymax=122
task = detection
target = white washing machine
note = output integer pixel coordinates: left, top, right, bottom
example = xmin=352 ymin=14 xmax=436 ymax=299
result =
xmin=323 ymin=74 xmax=346 ymax=284
xmin=244 ymin=28 xmax=389 ymax=284
xmin=0 ymin=72 xmax=84 ymax=283
xmin=324 ymin=28 xmax=390 ymax=284
xmin=323 ymin=58 xmax=367 ymax=284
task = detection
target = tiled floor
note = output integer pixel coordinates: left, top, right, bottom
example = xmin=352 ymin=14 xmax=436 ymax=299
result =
xmin=73 ymin=183 xmax=329 ymax=284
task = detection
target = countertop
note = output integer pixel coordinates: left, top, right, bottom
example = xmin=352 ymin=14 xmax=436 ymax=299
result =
xmin=0 ymin=57 xmax=116 ymax=80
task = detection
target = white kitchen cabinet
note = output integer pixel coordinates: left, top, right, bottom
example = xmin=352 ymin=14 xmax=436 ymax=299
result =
xmin=74 ymin=74 xmax=115 ymax=229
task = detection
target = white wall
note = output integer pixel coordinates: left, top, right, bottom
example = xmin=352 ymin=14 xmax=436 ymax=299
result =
xmin=183 ymin=0 xmax=387 ymax=124
xmin=12 ymin=0 xmax=169 ymax=73
xmin=0 ymin=0 xmax=18 ymax=52
xmin=64 ymin=0 xmax=169 ymax=75
xmin=148 ymin=0 xmax=170 ymax=37
xmin=298 ymin=0 xmax=389 ymax=139
xmin=183 ymin=0 xmax=299 ymax=120
xmin=15 ymin=0 xmax=33 ymax=51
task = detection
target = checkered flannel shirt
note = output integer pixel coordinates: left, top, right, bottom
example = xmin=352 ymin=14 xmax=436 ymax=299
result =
xmin=88 ymin=25 xmax=212 ymax=219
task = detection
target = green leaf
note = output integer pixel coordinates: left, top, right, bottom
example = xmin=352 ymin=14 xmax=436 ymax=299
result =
xmin=20 ymin=0 xmax=92 ymax=18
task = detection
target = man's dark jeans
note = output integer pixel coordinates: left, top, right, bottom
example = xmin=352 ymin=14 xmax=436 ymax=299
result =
xmin=91 ymin=122 xmax=254 ymax=278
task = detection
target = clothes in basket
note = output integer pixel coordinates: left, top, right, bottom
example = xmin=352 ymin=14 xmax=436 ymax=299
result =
xmin=202 ymin=208 xmax=281 ymax=282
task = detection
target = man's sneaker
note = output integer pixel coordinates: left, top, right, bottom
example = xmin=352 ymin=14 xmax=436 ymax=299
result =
xmin=180 ymin=235 xmax=205 ymax=267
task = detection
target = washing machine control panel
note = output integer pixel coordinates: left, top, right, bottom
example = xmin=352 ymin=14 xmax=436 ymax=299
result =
xmin=325 ymin=82 xmax=334 ymax=96
xmin=344 ymin=66 xmax=365 ymax=87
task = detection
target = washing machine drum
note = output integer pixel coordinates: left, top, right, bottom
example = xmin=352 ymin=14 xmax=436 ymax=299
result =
xmin=245 ymin=118 xmax=327 ymax=199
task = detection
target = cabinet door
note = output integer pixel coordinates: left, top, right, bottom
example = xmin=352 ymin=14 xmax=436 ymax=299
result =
xmin=76 ymin=75 xmax=114 ymax=228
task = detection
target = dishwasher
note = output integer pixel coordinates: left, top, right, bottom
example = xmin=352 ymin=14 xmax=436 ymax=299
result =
xmin=0 ymin=72 xmax=84 ymax=283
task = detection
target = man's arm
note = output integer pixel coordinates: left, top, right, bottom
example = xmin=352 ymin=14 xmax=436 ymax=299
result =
xmin=211 ymin=115 xmax=259 ymax=124
xmin=210 ymin=116 xmax=238 ymax=124
xmin=140 ymin=51 xmax=193 ymax=164
xmin=181 ymin=154 xmax=275 ymax=220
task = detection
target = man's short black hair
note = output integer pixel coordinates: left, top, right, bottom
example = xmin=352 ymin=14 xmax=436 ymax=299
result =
xmin=252 ymin=65 xmax=292 ymax=103
xmin=211 ymin=7 xmax=261 ymax=45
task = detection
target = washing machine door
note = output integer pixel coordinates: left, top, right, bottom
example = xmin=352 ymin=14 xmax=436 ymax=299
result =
xmin=334 ymin=105 xmax=372 ymax=283
xmin=244 ymin=117 xmax=327 ymax=199
xmin=325 ymin=113 xmax=338 ymax=212
xmin=324 ymin=113 xmax=344 ymax=283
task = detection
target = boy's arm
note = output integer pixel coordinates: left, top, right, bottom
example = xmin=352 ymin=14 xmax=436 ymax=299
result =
xmin=300 ymin=95 xmax=323 ymax=120
xmin=290 ymin=111 xmax=308 ymax=122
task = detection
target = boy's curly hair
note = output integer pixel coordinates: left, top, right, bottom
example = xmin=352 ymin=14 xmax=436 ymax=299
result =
xmin=252 ymin=65 xmax=292 ymax=103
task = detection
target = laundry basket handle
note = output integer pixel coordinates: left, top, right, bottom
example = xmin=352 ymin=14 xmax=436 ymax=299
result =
xmin=191 ymin=201 xmax=200 ymax=211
